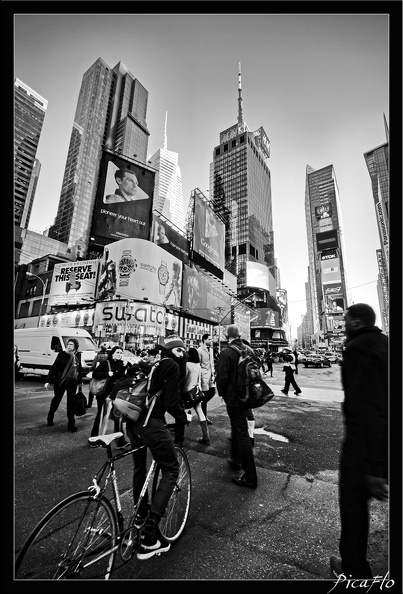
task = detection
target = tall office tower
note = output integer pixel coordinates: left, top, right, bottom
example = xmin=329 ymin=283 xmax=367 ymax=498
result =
xmin=363 ymin=115 xmax=389 ymax=334
xmin=48 ymin=58 xmax=150 ymax=255
xmin=209 ymin=64 xmax=277 ymax=307
xmin=14 ymin=79 xmax=47 ymax=228
xmin=148 ymin=112 xmax=185 ymax=229
xmin=20 ymin=158 xmax=41 ymax=230
xmin=305 ymin=164 xmax=348 ymax=348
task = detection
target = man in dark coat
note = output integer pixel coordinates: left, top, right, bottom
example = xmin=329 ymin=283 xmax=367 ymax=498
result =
xmin=330 ymin=303 xmax=388 ymax=579
xmin=215 ymin=324 xmax=258 ymax=489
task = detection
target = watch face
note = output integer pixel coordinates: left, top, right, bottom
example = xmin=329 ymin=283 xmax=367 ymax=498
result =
xmin=119 ymin=256 xmax=136 ymax=276
xmin=158 ymin=267 xmax=169 ymax=284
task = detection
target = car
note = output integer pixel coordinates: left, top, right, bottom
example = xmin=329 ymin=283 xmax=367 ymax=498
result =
xmin=296 ymin=352 xmax=306 ymax=363
xmin=304 ymin=354 xmax=332 ymax=368
xmin=324 ymin=351 xmax=338 ymax=363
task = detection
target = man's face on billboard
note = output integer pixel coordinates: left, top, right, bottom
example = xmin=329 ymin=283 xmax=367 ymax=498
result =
xmin=117 ymin=171 xmax=138 ymax=198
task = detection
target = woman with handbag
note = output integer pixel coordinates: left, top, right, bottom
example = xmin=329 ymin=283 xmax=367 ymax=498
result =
xmin=183 ymin=347 xmax=210 ymax=445
xmin=89 ymin=345 xmax=128 ymax=447
xmin=45 ymin=338 xmax=83 ymax=432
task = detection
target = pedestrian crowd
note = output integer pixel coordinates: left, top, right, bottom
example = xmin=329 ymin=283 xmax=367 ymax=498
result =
xmin=38 ymin=304 xmax=388 ymax=576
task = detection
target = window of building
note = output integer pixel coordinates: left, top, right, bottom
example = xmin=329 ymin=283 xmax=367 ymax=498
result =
xmin=240 ymin=135 xmax=245 ymax=143
xmin=239 ymin=243 xmax=246 ymax=255
xmin=224 ymin=144 xmax=228 ymax=152
xmin=250 ymin=245 xmax=256 ymax=257
xmin=215 ymin=148 xmax=220 ymax=156
xmin=232 ymin=245 xmax=237 ymax=256
xmin=231 ymin=140 xmax=236 ymax=148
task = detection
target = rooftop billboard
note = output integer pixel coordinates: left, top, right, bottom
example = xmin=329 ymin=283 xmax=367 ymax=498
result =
xmin=48 ymin=260 xmax=100 ymax=307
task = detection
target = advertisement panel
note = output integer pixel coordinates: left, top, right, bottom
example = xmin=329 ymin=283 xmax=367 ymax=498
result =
xmin=315 ymin=203 xmax=333 ymax=219
xmin=276 ymin=288 xmax=288 ymax=324
xmin=246 ymin=262 xmax=276 ymax=295
xmin=182 ymin=265 xmax=231 ymax=323
xmin=39 ymin=309 xmax=95 ymax=328
xmin=151 ymin=214 xmax=190 ymax=263
xmin=324 ymin=295 xmax=345 ymax=313
xmin=192 ymin=195 xmax=225 ymax=272
xmin=321 ymin=249 xmax=337 ymax=261
xmin=316 ymin=229 xmax=339 ymax=252
xmin=323 ymin=282 xmax=343 ymax=297
xmin=93 ymin=301 xmax=166 ymax=337
xmin=91 ymin=152 xmax=155 ymax=241
xmin=223 ymin=268 xmax=238 ymax=294
xmin=250 ymin=308 xmax=280 ymax=328
xmin=320 ymin=257 xmax=341 ymax=283
xmin=326 ymin=314 xmax=345 ymax=333
xmin=375 ymin=199 xmax=389 ymax=272
xmin=48 ymin=260 xmax=100 ymax=307
xmin=95 ymin=238 xmax=182 ymax=308
xmin=233 ymin=305 xmax=251 ymax=343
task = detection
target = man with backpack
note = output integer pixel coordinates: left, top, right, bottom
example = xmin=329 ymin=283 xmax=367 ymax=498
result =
xmin=216 ymin=325 xmax=258 ymax=489
xmin=124 ymin=336 xmax=188 ymax=560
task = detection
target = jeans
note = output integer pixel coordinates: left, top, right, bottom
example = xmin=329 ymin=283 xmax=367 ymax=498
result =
xmin=339 ymin=437 xmax=373 ymax=578
xmin=226 ymin=404 xmax=257 ymax=485
xmin=126 ymin=416 xmax=179 ymax=519
xmin=48 ymin=380 xmax=77 ymax=426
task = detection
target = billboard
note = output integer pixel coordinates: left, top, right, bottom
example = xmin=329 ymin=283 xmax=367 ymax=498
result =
xmin=94 ymin=301 xmax=166 ymax=337
xmin=182 ymin=265 xmax=231 ymax=323
xmin=151 ymin=214 xmax=190 ymax=263
xmin=323 ymin=282 xmax=343 ymax=297
xmin=326 ymin=314 xmax=345 ymax=333
xmin=316 ymin=229 xmax=339 ymax=252
xmin=246 ymin=261 xmax=276 ymax=295
xmin=324 ymin=295 xmax=345 ymax=313
xmin=40 ymin=308 xmax=95 ymax=328
xmin=91 ymin=152 xmax=155 ymax=242
xmin=250 ymin=308 xmax=280 ymax=328
xmin=320 ymin=256 xmax=341 ymax=283
xmin=276 ymin=288 xmax=288 ymax=324
xmin=48 ymin=260 xmax=100 ymax=307
xmin=375 ymin=199 xmax=389 ymax=271
xmin=95 ymin=238 xmax=182 ymax=308
xmin=192 ymin=195 xmax=225 ymax=273
xmin=315 ymin=203 xmax=332 ymax=219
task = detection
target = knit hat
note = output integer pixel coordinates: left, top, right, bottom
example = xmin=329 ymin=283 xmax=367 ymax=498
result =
xmin=163 ymin=335 xmax=185 ymax=350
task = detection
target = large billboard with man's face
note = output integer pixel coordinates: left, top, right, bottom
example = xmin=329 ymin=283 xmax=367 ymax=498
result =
xmin=91 ymin=151 xmax=155 ymax=242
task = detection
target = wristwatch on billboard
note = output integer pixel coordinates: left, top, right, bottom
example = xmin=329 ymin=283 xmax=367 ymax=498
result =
xmin=158 ymin=260 xmax=169 ymax=295
xmin=118 ymin=250 xmax=136 ymax=287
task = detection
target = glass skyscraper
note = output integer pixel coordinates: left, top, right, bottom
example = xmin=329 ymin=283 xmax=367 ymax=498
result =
xmin=363 ymin=115 xmax=389 ymax=334
xmin=48 ymin=58 xmax=150 ymax=256
xmin=148 ymin=112 xmax=185 ymax=229
xmin=209 ymin=65 xmax=277 ymax=306
xmin=14 ymin=79 xmax=47 ymax=228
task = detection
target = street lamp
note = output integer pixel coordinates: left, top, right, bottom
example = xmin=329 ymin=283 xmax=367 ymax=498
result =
xmin=26 ymin=273 xmax=47 ymax=327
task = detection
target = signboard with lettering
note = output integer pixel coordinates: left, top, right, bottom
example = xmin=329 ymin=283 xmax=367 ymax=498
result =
xmin=316 ymin=229 xmax=339 ymax=252
xmin=48 ymin=260 xmax=100 ymax=307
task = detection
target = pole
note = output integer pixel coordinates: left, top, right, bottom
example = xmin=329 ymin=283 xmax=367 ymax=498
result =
xmin=26 ymin=273 xmax=46 ymax=327
xmin=122 ymin=299 xmax=129 ymax=348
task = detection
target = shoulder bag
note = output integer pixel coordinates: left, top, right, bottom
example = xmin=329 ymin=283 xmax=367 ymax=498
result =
xmin=89 ymin=360 xmax=111 ymax=396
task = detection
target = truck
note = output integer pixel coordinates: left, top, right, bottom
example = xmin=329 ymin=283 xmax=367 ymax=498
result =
xmin=14 ymin=327 xmax=98 ymax=378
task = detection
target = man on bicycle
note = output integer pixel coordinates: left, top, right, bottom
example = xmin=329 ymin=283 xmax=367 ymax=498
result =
xmin=125 ymin=335 xmax=187 ymax=560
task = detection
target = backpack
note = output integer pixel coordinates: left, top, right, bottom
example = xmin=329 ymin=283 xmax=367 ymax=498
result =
xmin=110 ymin=362 xmax=163 ymax=426
xmin=229 ymin=344 xmax=274 ymax=408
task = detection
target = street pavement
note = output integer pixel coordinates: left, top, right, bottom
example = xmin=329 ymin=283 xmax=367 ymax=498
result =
xmin=12 ymin=364 xmax=394 ymax=588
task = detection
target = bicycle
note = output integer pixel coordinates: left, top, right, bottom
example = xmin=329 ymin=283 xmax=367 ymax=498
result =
xmin=15 ymin=430 xmax=191 ymax=580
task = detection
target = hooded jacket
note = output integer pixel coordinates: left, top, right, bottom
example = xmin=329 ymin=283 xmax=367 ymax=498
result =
xmin=341 ymin=325 xmax=388 ymax=478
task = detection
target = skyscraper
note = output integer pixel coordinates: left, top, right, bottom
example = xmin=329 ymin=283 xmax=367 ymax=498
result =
xmin=363 ymin=115 xmax=389 ymax=334
xmin=305 ymin=164 xmax=348 ymax=348
xmin=14 ymin=79 xmax=47 ymax=228
xmin=48 ymin=58 xmax=150 ymax=255
xmin=148 ymin=112 xmax=185 ymax=229
xmin=209 ymin=64 xmax=277 ymax=307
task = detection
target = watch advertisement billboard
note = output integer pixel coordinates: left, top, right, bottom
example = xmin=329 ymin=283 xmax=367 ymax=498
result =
xmin=316 ymin=229 xmax=339 ymax=252
xmin=246 ymin=261 xmax=276 ymax=296
xmin=151 ymin=214 xmax=190 ymax=263
xmin=91 ymin=151 xmax=155 ymax=242
xmin=182 ymin=265 xmax=231 ymax=323
xmin=250 ymin=308 xmax=280 ymax=328
xmin=48 ymin=259 xmax=100 ymax=307
xmin=192 ymin=194 xmax=225 ymax=273
xmin=95 ymin=238 xmax=182 ymax=308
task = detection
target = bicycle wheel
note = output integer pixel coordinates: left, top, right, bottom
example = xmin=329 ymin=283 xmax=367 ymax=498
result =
xmin=15 ymin=491 xmax=117 ymax=580
xmin=151 ymin=445 xmax=191 ymax=542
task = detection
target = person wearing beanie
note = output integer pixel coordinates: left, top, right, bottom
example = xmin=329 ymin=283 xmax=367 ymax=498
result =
xmin=125 ymin=335 xmax=188 ymax=561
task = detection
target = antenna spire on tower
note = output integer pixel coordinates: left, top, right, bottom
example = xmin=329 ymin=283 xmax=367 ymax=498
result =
xmin=383 ymin=112 xmax=389 ymax=144
xmin=163 ymin=111 xmax=168 ymax=150
xmin=237 ymin=62 xmax=245 ymax=132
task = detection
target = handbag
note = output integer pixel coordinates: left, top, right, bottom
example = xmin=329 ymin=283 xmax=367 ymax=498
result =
xmin=74 ymin=388 xmax=87 ymax=417
xmin=182 ymin=385 xmax=205 ymax=409
xmin=89 ymin=361 xmax=111 ymax=396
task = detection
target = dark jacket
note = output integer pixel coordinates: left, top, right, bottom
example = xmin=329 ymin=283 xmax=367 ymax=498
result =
xmin=216 ymin=339 xmax=255 ymax=408
xmin=46 ymin=350 xmax=82 ymax=385
xmin=92 ymin=358 xmax=125 ymax=397
xmin=341 ymin=325 xmax=388 ymax=478
xmin=90 ymin=350 xmax=108 ymax=371
xmin=146 ymin=355 xmax=187 ymax=424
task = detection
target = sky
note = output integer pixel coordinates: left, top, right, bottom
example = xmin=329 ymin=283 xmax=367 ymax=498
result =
xmin=14 ymin=12 xmax=390 ymax=335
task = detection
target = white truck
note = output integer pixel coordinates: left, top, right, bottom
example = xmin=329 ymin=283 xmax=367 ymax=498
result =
xmin=14 ymin=327 xmax=98 ymax=378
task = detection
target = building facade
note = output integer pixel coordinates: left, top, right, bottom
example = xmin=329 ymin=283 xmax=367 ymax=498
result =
xmin=363 ymin=116 xmax=389 ymax=334
xmin=148 ymin=113 xmax=185 ymax=229
xmin=305 ymin=164 xmax=348 ymax=348
xmin=48 ymin=58 xmax=150 ymax=256
xmin=14 ymin=79 xmax=47 ymax=229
